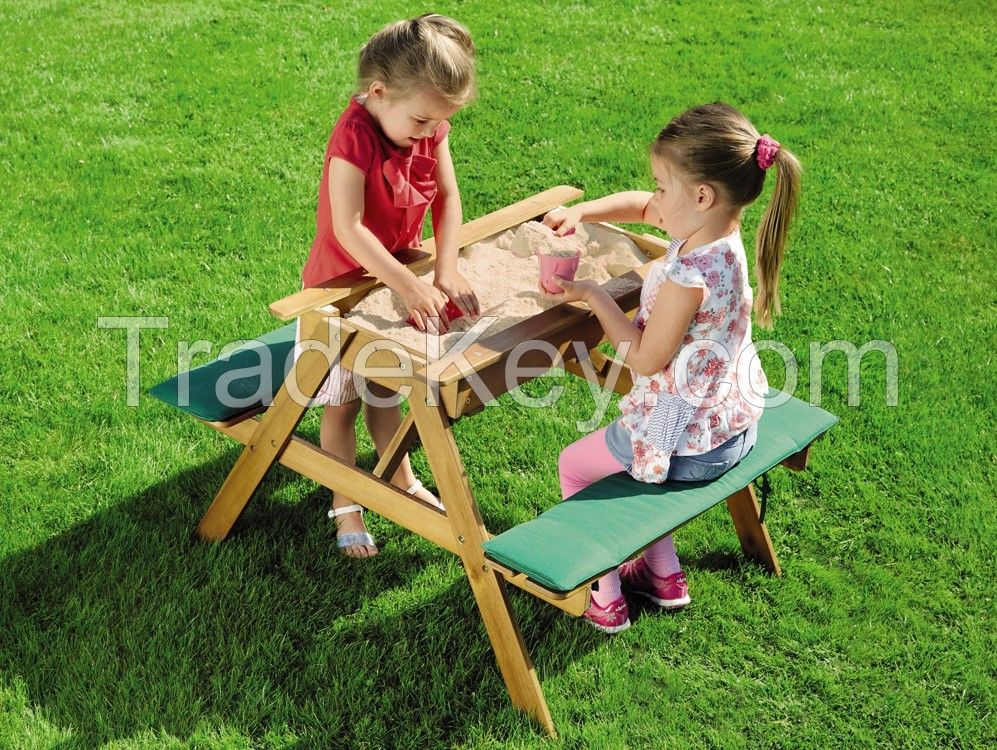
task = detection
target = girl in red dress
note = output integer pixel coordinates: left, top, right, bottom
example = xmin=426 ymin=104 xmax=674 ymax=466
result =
xmin=297 ymin=14 xmax=479 ymax=557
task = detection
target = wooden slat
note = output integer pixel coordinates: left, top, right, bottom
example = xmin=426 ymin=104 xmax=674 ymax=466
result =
xmin=214 ymin=417 xmax=459 ymax=555
xmin=329 ymin=321 xmax=427 ymax=397
xmin=485 ymin=560 xmax=591 ymax=617
xmin=268 ymin=186 xmax=584 ymax=321
xmin=372 ymin=410 xmax=418 ymax=481
xmin=337 ymin=319 xmax=428 ymax=368
xmin=269 ymin=248 xmax=435 ymax=322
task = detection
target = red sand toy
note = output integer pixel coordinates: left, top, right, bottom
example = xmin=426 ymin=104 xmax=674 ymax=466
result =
xmin=406 ymin=299 xmax=465 ymax=329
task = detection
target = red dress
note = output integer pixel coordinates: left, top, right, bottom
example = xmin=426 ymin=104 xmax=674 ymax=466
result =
xmin=301 ymin=97 xmax=451 ymax=288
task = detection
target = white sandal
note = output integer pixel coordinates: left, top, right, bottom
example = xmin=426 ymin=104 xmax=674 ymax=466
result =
xmin=328 ymin=504 xmax=377 ymax=553
xmin=407 ymin=480 xmax=445 ymax=511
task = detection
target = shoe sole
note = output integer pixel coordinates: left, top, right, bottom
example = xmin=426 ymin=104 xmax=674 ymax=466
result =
xmin=585 ymin=618 xmax=631 ymax=634
xmin=632 ymin=590 xmax=691 ymax=609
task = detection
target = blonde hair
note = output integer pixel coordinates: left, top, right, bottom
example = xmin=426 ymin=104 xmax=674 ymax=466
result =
xmin=357 ymin=14 xmax=476 ymax=106
xmin=652 ymin=102 xmax=802 ymax=329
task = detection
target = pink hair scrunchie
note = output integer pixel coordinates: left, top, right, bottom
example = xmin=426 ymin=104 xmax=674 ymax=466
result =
xmin=756 ymin=134 xmax=780 ymax=170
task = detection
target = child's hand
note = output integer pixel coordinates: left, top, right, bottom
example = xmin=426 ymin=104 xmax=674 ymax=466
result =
xmin=543 ymin=206 xmax=584 ymax=237
xmin=401 ymin=279 xmax=452 ymax=334
xmin=434 ymin=270 xmax=481 ymax=319
xmin=542 ymin=276 xmax=598 ymax=304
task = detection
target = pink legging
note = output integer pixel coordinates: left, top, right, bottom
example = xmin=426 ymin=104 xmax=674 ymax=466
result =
xmin=558 ymin=427 xmax=681 ymax=605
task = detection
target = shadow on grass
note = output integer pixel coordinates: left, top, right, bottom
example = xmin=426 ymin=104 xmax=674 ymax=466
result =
xmin=0 ymin=449 xmax=600 ymax=748
xmin=681 ymin=548 xmax=746 ymax=574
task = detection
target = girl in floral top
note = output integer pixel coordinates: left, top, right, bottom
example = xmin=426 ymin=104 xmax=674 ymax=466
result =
xmin=543 ymin=102 xmax=802 ymax=633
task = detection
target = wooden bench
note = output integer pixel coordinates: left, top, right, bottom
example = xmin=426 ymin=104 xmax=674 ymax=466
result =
xmin=483 ymin=389 xmax=838 ymax=591
xmin=148 ymin=186 xmax=837 ymax=736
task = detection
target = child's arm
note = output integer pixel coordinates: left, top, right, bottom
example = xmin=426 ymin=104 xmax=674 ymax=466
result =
xmin=552 ymin=276 xmax=702 ymax=377
xmin=543 ymin=192 xmax=654 ymax=236
xmin=430 ymin=136 xmax=480 ymax=317
xmin=329 ymin=158 xmax=452 ymax=332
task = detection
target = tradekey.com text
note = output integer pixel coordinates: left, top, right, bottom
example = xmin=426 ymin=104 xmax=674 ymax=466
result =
xmin=98 ymin=314 xmax=898 ymax=431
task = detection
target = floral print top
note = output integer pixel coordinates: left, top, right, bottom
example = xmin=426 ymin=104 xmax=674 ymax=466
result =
xmin=617 ymin=229 xmax=768 ymax=483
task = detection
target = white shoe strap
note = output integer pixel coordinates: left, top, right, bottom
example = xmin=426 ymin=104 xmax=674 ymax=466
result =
xmin=328 ymin=504 xmax=364 ymax=519
xmin=406 ymin=480 xmax=423 ymax=495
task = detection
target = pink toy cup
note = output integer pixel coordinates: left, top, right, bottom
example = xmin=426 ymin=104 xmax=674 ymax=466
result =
xmin=538 ymin=251 xmax=581 ymax=294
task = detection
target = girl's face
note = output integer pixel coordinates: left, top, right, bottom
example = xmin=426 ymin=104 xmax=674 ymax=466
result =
xmin=365 ymin=85 xmax=460 ymax=148
xmin=647 ymin=156 xmax=707 ymax=240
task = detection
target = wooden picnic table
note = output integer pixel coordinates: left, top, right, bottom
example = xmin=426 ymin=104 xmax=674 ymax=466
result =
xmin=164 ymin=186 xmax=837 ymax=735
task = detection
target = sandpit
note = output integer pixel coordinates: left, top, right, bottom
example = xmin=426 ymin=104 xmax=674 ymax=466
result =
xmin=345 ymin=222 xmax=649 ymax=359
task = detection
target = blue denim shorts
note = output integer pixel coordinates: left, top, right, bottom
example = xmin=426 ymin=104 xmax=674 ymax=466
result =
xmin=605 ymin=419 xmax=758 ymax=482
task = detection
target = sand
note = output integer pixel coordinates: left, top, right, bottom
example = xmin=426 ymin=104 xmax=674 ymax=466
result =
xmin=345 ymin=221 xmax=648 ymax=360
xmin=510 ymin=220 xmax=584 ymax=258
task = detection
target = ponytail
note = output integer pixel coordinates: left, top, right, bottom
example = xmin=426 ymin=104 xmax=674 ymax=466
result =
xmin=753 ymin=146 xmax=801 ymax=329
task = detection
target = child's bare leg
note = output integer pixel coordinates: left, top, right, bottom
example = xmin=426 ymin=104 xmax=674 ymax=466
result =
xmin=363 ymin=383 xmax=441 ymax=506
xmin=320 ymin=400 xmax=376 ymax=558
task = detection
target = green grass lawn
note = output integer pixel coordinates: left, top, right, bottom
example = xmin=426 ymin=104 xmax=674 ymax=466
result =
xmin=2 ymin=0 xmax=994 ymax=747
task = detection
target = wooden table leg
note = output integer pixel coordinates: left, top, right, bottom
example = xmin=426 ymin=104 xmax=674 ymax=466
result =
xmin=725 ymin=483 xmax=782 ymax=576
xmin=372 ymin=410 xmax=417 ymax=482
xmin=197 ymin=312 xmax=350 ymax=541
xmin=410 ymin=386 xmax=557 ymax=736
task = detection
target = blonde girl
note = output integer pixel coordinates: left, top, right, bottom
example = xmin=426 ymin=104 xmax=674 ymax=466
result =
xmin=544 ymin=102 xmax=801 ymax=632
xmin=297 ymin=14 xmax=479 ymax=558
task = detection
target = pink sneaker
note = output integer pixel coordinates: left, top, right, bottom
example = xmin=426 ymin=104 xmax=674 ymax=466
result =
xmin=583 ymin=594 xmax=631 ymax=634
xmin=619 ymin=558 xmax=691 ymax=609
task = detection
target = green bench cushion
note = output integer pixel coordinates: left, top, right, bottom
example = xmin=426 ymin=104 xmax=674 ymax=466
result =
xmin=149 ymin=322 xmax=297 ymax=422
xmin=482 ymin=391 xmax=838 ymax=593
